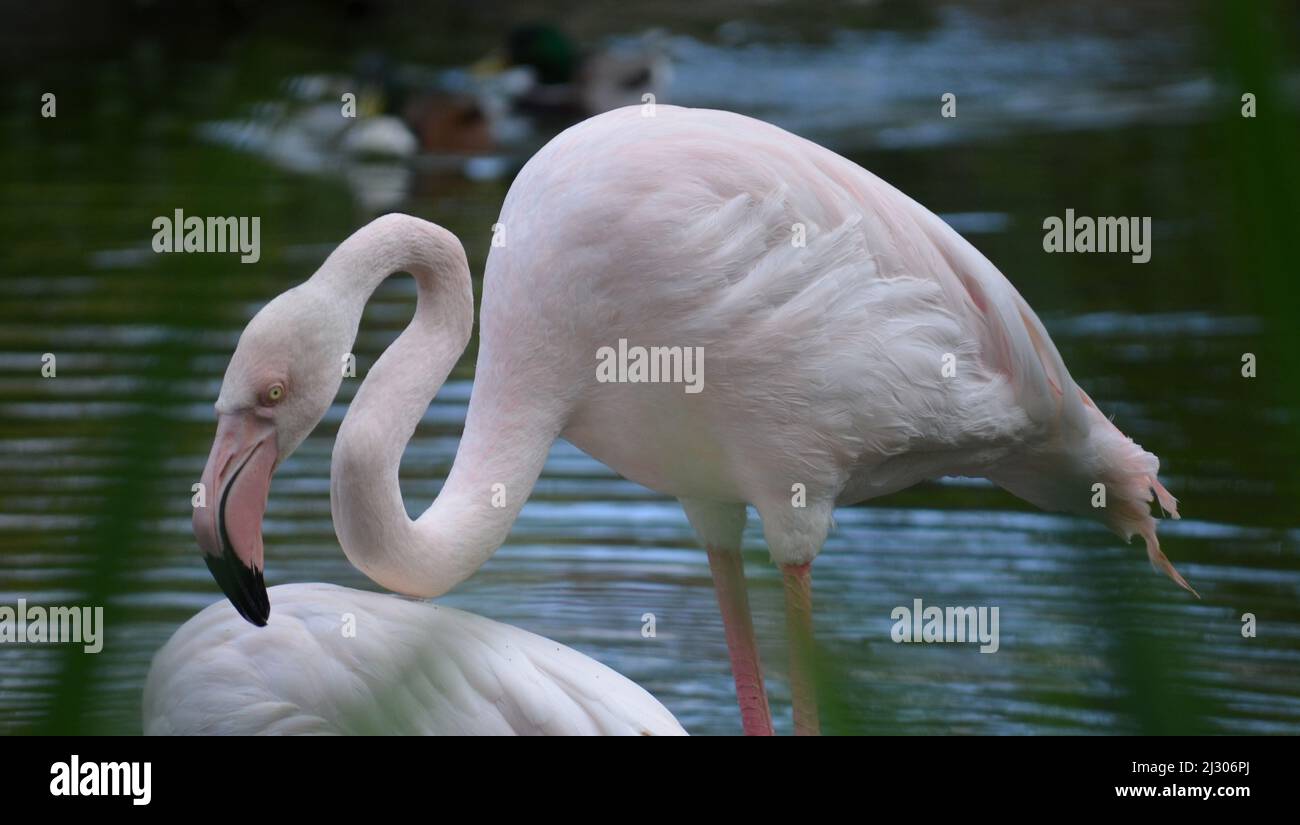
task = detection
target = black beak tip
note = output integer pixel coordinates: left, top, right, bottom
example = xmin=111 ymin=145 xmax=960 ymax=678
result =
xmin=203 ymin=553 xmax=270 ymax=627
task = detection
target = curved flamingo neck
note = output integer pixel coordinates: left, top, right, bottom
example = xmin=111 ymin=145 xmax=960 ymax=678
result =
xmin=313 ymin=214 xmax=547 ymax=597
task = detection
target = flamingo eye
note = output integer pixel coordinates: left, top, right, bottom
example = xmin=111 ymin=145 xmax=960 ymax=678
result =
xmin=265 ymin=383 xmax=284 ymax=404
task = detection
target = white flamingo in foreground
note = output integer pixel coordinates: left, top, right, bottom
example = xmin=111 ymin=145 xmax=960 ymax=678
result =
xmin=186 ymin=105 xmax=1192 ymax=737
xmin=144 ymin=583 xmax=684 ymax=734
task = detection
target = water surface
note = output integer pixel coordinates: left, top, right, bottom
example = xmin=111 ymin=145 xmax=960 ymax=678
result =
xmin=1 ymin=2 xmax=1297 ymax=735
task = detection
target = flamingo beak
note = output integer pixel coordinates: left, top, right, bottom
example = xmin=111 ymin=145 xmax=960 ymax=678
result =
xmin=193 ymin=411 xmax=278 ymax=626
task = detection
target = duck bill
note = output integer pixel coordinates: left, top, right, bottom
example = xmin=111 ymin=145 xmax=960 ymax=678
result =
xmin=193 ymin=411 xmax=278 ymax=626
xmin=470 ymin=49 xmax=508 ymax=77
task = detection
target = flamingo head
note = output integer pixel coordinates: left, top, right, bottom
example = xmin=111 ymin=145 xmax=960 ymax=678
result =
xmin=194 ymin=284 xmax=352 ymax=625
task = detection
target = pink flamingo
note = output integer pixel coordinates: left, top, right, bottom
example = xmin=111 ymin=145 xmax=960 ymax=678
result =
xmin=193 ymin=105 xmax=1192 ymax=736
xmin=144 ymin=583 xmax=686 ymax=735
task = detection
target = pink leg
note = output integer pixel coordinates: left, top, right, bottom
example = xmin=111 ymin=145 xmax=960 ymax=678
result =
xmin=707 ymin=547 xmax=774 ymax=736
xmin=781 ymin=562 xmax=820 ymax=736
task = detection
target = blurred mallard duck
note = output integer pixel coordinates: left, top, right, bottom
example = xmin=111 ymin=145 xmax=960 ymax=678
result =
xmin=484 ymin=24 xmax=673 ymax=119
xmin=197 ymin=75 xmax=417 ymax=171
xmin=198 ymin=27 xmax=672 ymax=184
xmin=366 ymin=25 xmax=672 ymax=155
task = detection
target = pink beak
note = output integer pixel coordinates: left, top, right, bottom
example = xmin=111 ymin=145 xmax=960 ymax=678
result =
xmin=193 ymin=411 xmax=278 ymax=625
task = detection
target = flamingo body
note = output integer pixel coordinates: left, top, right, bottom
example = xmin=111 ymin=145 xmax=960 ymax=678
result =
xmin=144 ymin=584 xmax=686 ymax=736
xmin=478 ymin=105 xmax=1184 ymax=576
